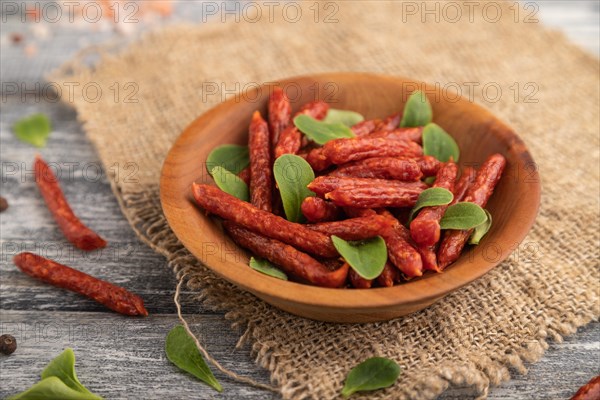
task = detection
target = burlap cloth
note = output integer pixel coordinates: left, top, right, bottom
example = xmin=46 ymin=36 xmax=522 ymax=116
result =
xmin=50 ymin=1 xmax=599 ymax=399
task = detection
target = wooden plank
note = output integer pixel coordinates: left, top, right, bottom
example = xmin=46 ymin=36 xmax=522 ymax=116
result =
xmin=0 ymin=310 xmax=276 ymax=400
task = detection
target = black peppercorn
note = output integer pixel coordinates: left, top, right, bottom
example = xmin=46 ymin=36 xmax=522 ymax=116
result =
xmin=0 ymin=334 xmax=17 ymax=355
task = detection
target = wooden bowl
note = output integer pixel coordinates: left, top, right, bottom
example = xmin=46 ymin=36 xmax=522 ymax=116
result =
xmin=160 ymin=73 xmax=540 ymax=323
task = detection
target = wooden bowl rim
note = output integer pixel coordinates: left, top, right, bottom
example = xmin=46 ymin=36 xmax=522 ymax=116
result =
xmin=160 ymin=72 xmax=541 ymax=313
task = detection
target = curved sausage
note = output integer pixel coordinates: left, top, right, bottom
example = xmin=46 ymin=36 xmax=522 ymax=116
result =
xmin=268 ymin=87 xmax=291 ymax=148
xmin=14 ymin=253 xmax=147 ymax=316
xmin=301 ymin=197 xmax=341 ymax=223
xmin=410 ymin=162 xmax=458 ymax=247
xmin=34 ymin=156 xmax=106 ymax=251
xmin=248 ymin=111 xmax=272 ymax=212
xmin=274 ymin=101 xmax=329 ymax=158
xmin=437 ymin=154 xmax=506 ymax=269
xmin=192 ymin=184 xmax=338 ymax=258
xmin=224 ymin=222 xmax=348 ymax=288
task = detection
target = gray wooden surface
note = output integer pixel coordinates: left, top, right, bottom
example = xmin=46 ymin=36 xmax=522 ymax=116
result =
xmin=1 ymin=2 xmax=598 ymax=399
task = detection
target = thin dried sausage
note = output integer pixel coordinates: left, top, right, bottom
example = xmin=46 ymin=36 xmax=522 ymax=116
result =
xmin=13 ymin=252 xmax=147 ymax=316
xmin=274 ymin=101 xmax=329 ymax=158
xmin=308 ymin=176 xmax=427 ymax=197
xmin=34 ymin=156 xmax=106 ymax=251
xmin=301 ymin=197 xmax=341 ymax=223
xmin=224 ymin=222 xmax=348 ymax=288
xmin=322 ymin=136 xmax=423 ymax=165
xmin=437 ymin=154 xmax=506 ymax=269
xmin=192 ymin=184 xmax=338 ymax=257
xmin=249 ymin=111 xmax=272 ymax=212
xmin=305 ymin=215 xmax=392 ymax=241
xmin=410 ymin=162 xmax=458 ymax=246
xmin=349 ymin=269 xmax=373 ymax=288
xmin=268 ymin=87 xmax=291 ymax=148
xmin=326 ymin=185 xmax=424 ymax=208
xmin=330 ymin=157 xmax=423 ymax=181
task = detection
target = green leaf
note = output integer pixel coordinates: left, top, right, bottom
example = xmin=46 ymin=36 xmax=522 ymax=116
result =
xmin=408 ymin=187 xmax=454 ymax=222
xmin=400 ymin=91 xmax=432 ymax=128
xmin=211 ymin=166 xmax=249 ymax=202
xmin=206 ymin=144 xmax=249 ymax=175
xmin=293 ymin=114 xmax=355 ymax=145
xmin=422 ymin=123 xmax=460 ymax=162
xmin=331 ymin=236 xmax=387 ymax=280
xmin=341 ymin=357 xmax=401 ymax=398
xmin=273 ymin=154 xmax=315 ymax=222
xmin=440 ymin=202 xmax=487 ymax=230
xmin=165 ymin=325 xmax=222 ymax=392
xmin=13 ymin=114 xmax=52 ymax=147
xmin=249 ymin=257 xmax=288 ymax=280
xmin=40 ymin=348 xmax=100 ymax=398
xmin=322 ymin=109 xmax=365 ymax=127
xmin=469 ymin=209 xmax=492 ymax=245
xmin=9 ymin=377 xmax=101 ymax=400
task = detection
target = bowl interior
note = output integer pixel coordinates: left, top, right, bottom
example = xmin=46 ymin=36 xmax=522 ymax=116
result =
xmin=160 ymin=72 xmax=540 ymax=323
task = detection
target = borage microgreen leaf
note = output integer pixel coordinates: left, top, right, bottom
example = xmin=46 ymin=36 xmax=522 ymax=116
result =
xmin=165 ymin=326 xmax=222 ymax=392
xmin=331 ymin=236 xmax=387 ymax=280
xmin=206 ymin=144 xmax=249 ymax=175
xmin=211 ymin=166 xmax=249 ymax=202
xmin=440 ymin=202 xmax=487 ymax=230
xmin=422 ymin=123 xmax=460 ymax=162
xmin=273 ymin=154 xmax=315 ymax=222
xmin=408 ymin=187 xmax=454 ymax=222
xmin=322 ymin=109 xmax=365 ymax=127
xmin=341 ymin=357 xmax=401 ymax=398
xmin=400 ymin=91 xmax=432 ymax=128
xmin=469 ymin=209 xmax=493 ymax=245
xmin=293 ymin=114 xmax=355 ymax=145
xmin=249 ymin=257 xmax=288 ymax=280
xmin=13 ymin=113 xmax=52 ymax=147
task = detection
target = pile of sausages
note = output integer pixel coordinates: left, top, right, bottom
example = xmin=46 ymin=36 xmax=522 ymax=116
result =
xmin=193 ymin=88 xmax=506 ymax=289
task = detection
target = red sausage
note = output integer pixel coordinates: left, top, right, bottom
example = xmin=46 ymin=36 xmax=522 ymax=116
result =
xmin=349 ymin=269 xmax=373 ymax=289
xmin=305 ymin=215 xmax=393 ymax=241
xmin=275 ymin=101 xmax=329 ymax=158
xmin=238 ymin=167 xmax=251 ymax=185
xmin=34 ymin=156 xmax=106 ymax=251
xmin=305 ymin=148 xmax=332 ymax=172
xmin=378 ymin=210 xmax=423 ymax=278
xmin=376 ymin=262 xmax=400 ymax=287
xmin=350 ymin=119 xmax=378 ymax=136
xmin=192 ymin=184 xmax=338 ymax=258
xmin=373 ymin=112 xmax=401 ymax=131
xmin=308 ymin=176 xmax=427 ymax=197
xmin=301 ymin=197 xmax=341 ymax=223
xmin=330 ymin=157 xmax=423 ymax=181
xmin=14 ymin=252 xmax=147 ymax=316
xmin=437 ymin=154 xmax=506 ymax=269
xmin=369 ymin=127 xmax=423 ymax=144
xmin=410 ymin=162 xmax=458 ymax=247
xmin=417 ymin=156 xmax=442 ymax=177
xmin=268 ymin=87 xmax=291 ymax=149
xmin=223 ymin=222 xmax=348 ymax=288
xmin=451 ymin=167 xmax=476 ymax=204
xmin=325 ymin=185 xmax=424 ymax=208
xmin=322 ymin=136 xmax=423 ymax=165
xmin=248 ymin=111 xmax=272 ymax=212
